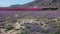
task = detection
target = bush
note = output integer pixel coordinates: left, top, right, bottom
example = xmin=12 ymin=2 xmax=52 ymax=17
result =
xmin=5 ymin=26 xmax=14 ymax=32
xmin=41 ymin=29 xmax=49 ymax=33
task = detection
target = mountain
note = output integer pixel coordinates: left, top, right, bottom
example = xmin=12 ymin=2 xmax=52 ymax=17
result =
xmin=9 ymin=0 xmax=60 ymax=8
xmin=23 ymin=0 xmax=60 ymax=7
xmin=9 ymin=4 xmax=23 ymax=8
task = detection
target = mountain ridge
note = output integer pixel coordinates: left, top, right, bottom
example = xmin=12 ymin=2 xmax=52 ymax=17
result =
xmin=9 ymin=0 xmax=60 ymax=8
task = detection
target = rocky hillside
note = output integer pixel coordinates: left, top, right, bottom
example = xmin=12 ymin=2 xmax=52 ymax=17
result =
xmin=0 ymin=13 xmax=59 ymax=34
xmin=0 ymin=11 xmax=60 ymax=34
xmin=9 ymin=0 xmax=60 ymax=8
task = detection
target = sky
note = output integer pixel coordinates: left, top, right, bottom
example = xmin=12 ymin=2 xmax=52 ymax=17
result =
xmin=0 ymin=0 xmax=34 ymax=7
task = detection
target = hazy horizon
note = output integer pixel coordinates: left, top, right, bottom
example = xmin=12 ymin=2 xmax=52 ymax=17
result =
xmin=0 ymin=0 xmax=34 ymax=7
